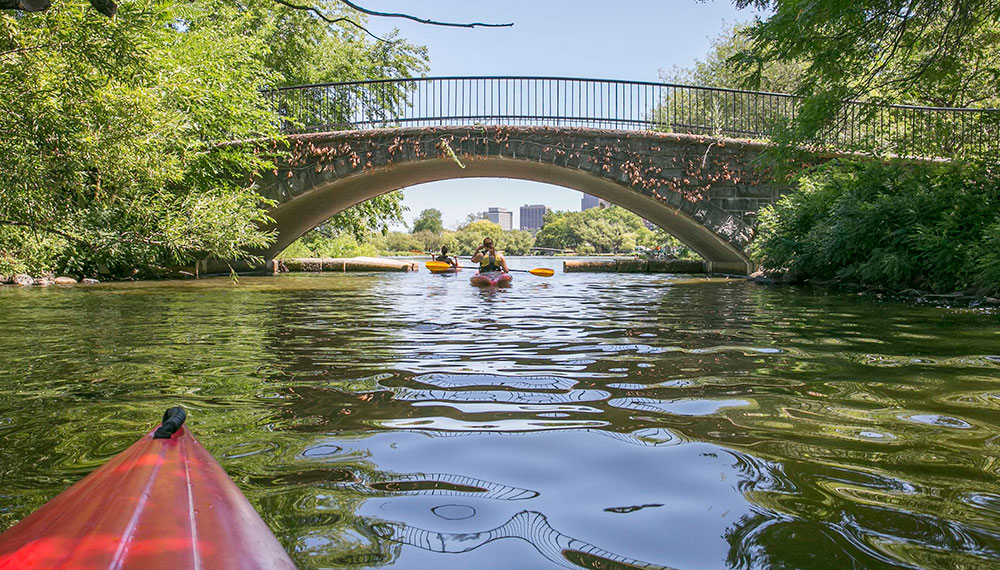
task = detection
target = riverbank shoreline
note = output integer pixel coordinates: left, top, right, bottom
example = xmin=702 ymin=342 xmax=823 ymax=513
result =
xmin=748 ymin=270 xmax=1000 ymax=308
xmin=0 ymin=256 xmax=419 ymax=286
xmin=563 ymin=259 xmax=717 ymax=274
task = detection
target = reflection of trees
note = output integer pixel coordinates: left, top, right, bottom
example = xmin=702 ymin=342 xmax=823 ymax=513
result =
xmin=0 ymin=282 xmax=289 ymax=531
xmin=375 ymin=510 xmax=675 ymax=570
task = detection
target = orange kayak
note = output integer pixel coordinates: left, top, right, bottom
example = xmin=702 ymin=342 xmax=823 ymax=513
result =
xmin=0 ymin=408 xmax=294 ymax=569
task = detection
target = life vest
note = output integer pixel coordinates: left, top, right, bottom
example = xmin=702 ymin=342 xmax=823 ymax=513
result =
xmin=479 ymin=252 xmax=500 ymax=272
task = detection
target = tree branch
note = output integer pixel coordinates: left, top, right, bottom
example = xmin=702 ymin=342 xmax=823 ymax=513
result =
xmin=270 ymin=0 xmax=390 ymax=42
xmin=270 ymin=0 xmax=512 ymax=42
xmin=0 ymin=219 xmax=88 ymax=245
xmin=0 ymin=42 xmax=66 ymax=58
xmin=337 ymin=0 xmax=513 ymax=28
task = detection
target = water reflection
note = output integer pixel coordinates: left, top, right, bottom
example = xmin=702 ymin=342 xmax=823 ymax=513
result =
xmin=375 ymin=510 xmax=674 ymax=570
xmin=1 ymin=271 xmax=999 ymax=568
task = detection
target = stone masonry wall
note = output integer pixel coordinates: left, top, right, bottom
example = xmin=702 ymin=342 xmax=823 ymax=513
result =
xmin=254 ymin=126 xmax=790 ymax=256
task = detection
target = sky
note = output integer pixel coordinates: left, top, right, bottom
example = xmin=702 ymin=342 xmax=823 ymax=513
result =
xmin=362 ymin=1 xmax=763 ymax=230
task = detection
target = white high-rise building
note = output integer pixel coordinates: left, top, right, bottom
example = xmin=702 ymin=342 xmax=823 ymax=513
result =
xmin=483 ymin=207 xmax=513 ymax=231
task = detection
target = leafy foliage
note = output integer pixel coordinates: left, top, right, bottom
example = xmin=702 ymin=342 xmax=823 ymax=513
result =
xmin=660 ymin=22 xmax=804 ymax=94
xmin=0 ymin=0 xmax=278 ymax=277
xmin=726 ymin=0 xmax=1000 ymax=153
xmin=0 ymin=0 xmax=426 ymax=278
xmin=751 ymin=159 xmax=1000 ymax=293
xmin=411 ymin=208 xmax=444 ymax=234
xmin=284 ymin=218 xmax=537 ymax=257
xmin=535 ymin=206 xmax=691 ymax=255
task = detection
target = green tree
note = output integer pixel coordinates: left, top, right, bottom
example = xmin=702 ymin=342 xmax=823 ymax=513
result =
xmin=727 ymin=0 xmax=1000 ymax=151
xmin=660 ymin=22 xmax=804 ymax=93
xmin=655 ymin=22 xmax=807 ymax=139
xmin=497 ymin=230 xmax=535 ymax=255
xmin=0 ymin=0 xmax=278 ymax=277
xmin=0 ymin=0 xmax=427 ymax=277
xmin=535 ymin=207 xmax=655 ymax=254
xmin=412 ymin=230 xmax=443 ymax=253
xmin=411 ymin=208 xmax=444 ymax=234
xmin=445 ymin=220 xmax=503 ymax=255
xmin=379 ymin=232 xmax=422 ymax=254
xmin=751 ymin=158 xmax=1000 ymax=293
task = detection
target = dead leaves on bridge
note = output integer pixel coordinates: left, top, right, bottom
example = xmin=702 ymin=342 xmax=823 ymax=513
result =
xmin=253 ymin=126 xmax=772 ymax=205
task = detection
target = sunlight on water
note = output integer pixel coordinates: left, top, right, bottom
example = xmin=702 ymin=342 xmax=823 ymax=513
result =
xmin=1 ymin=269 xmax=999 ymax=569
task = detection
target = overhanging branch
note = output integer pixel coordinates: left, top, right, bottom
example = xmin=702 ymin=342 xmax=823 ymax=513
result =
xmin=271 ymin=0 xmax=388 ymax=42
xmin=338 ymin=0 xmax=513 ymax=28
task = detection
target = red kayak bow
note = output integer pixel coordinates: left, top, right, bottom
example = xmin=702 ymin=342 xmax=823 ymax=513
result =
xmin=0 ymin=407 xmax=295 ymax=569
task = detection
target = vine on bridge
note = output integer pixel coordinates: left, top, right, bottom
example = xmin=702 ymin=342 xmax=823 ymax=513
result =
xmin=260 ymin=126 xmax=772 ymax=206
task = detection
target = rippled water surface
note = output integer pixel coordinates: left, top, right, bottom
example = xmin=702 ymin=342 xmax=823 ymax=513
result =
xmin=1 ymin=267 xmax=999 ymax=569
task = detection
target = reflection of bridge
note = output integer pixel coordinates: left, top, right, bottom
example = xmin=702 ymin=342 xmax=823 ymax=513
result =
xmin=247 ymin=77 xmax=999 ymax=274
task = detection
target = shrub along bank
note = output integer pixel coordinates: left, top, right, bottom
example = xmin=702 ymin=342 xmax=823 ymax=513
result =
xmin=751 ymin=159 xmax=1000 ymax=296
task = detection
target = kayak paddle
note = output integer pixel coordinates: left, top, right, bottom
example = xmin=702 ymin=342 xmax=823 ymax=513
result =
xmin=425 ymin=261 xmax=554 ymax=277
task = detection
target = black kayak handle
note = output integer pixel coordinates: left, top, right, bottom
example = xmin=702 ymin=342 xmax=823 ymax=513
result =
xmin=153 ymin=407 xmax=187 ymax=439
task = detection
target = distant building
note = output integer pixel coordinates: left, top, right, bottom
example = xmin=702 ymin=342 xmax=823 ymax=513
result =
xmin=483 ymin=207 xmax=513 ymax=231
xmin=520 ymin=204 xmax=549 ymax=231
xmin=581 ymin=194 xmax=610 ymax=211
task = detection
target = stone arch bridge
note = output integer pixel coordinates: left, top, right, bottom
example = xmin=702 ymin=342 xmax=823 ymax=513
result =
xmin=239 ymin=77 xmax=996 ymax=275
xmin=256 ymin=126 xmax=784 ymax=274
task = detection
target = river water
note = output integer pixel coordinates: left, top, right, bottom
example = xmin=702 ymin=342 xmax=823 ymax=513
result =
xmin=0 ymin=264 xmax=998 ymax=569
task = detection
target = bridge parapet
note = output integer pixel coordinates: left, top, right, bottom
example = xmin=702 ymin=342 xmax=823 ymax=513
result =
xmin=269 ymin=76 xmax=1000 ymax=160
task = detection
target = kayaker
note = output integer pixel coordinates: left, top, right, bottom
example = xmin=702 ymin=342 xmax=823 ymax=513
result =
xmin=471 ymin=237 xmax=509 ymax=273
xmin=433 ymin=246 xmax=458 ymax=269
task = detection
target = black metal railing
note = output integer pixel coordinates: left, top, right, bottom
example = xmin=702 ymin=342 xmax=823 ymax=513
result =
xmin=267 ymin=76 xmax=1000 ymax=159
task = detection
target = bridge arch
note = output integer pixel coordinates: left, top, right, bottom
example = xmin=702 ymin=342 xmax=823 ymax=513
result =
xmin=255 ymin=127 xmax=787 ymax=274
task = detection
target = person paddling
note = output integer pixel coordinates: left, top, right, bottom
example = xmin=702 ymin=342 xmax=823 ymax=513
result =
xmin=433 ymin=246 xmax=458 ymax=269
xmin=471 ymin=237 xmax=509 ymax=274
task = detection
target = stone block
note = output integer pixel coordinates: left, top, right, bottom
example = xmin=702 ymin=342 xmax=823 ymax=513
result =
xmin=616 ymin=259 xmax=647 ymax=273
xmin=668 ymin=259 xmax=707 ymax=273
xmin=712 ymin=198 xmax=738 ymax=212
xmin=335 ymin=157 xmax=349 ymax=177
xmin=341 ymin=257 xmax=416 ymax=272
xmin=708 ymin=185 xmax=737 ymax=199
xmin=666 ymin=190 xmax=686 ymax=209
xmin=726 ymin=198 xmax=759 ymax=213
xmin=563 ymin=260 xmax=616 ymax=273
xmin=737 ymin=185 xmax=778 ymax=199
xmin=281 ymin=258 xmax=323 ymax=272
